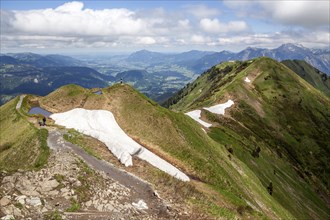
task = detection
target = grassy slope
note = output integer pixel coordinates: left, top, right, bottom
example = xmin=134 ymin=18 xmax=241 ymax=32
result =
xmin=39 ymin=84 xmax=89 ymax=113
xmin=282 ymin=59 xmax=330 ymax=97
xmin=40 ymin=83 xmax=296 ymax=219
xmin=0 ymin=96 xmax=49 ymax=171
xmin=168 ymin=57 xmax=330 ymax=219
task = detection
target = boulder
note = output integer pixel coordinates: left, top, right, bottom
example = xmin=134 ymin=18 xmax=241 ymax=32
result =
xmin=1 ymin=215 xmax=15 ymax=220
xmin=16 ymin=195 xmax=27 ymax=205
xmin=39 ymin=179 xmax=59 ymax=192
xmin=26 ymin=197 xmax=42 ymax=206
xmin=0 ymin=197 xmax=11 ymax=206
xmin=132 ymin=200 xmax=148 ymax=210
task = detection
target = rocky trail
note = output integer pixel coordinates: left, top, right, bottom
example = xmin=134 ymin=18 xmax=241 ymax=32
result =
xmin=47 ymin=129 xmax=168 ymax=217
xmin=0 ymin=96 xmax=174 ymax=220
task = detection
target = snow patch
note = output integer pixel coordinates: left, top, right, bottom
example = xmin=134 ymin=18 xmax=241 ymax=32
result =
xmin=50 ymin=108 xmax=190 ymax=181
xmin=244 ymin=77 xmax=251 ymax=83
xmin=203 ymin=100 xmax=234 ymax=115
xmin=185 ymin=110 xmax=212 ymax=128
xmin=132 ymin=200 xmax=148 ymax=210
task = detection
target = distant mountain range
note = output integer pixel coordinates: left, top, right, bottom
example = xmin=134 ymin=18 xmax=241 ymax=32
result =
xmin=127 ymin=44 xmax=330 ymax=75
xmin=126 ymin=49 xmax=215 ymax=64
xmin=3 ymin=52 xmax=85 ymax=67
xmin=0 ymin=53 xmax=111 ymax=105
xmin=1 ymin=43 xmax=329 ymax=105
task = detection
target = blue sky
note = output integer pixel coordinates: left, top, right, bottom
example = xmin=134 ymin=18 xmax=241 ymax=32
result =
xmin=1 ymin=1 xmax=329 ymax=53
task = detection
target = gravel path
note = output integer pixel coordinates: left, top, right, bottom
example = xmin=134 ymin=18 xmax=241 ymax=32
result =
xmin=16 ymin=94 xmax=26 ymax=110
xmin=47 ymin=129 xmax=168 ymax=218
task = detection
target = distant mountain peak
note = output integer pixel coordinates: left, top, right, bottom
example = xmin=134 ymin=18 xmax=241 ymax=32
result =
xmin=278 ymin=43 xmax=307 ymax=51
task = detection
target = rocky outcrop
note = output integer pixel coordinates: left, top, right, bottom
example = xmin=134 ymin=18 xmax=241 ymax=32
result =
xmin=0 ymin=149 xmax=169 ymax=219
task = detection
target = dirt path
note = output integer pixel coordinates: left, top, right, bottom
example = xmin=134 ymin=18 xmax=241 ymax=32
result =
xmin=47 ymin=128 xmax=168 ymax=218
xmin=16 ymin=94 xmax=26 ymax=110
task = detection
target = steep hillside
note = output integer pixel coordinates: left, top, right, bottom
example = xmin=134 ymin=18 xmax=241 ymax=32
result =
xmin=3 ymin=77 xmax=329 ymax=219
xmin=166 ymin=57 xmax=330 ymax=219
xmin=34 ymin=83 xmax=301 ymax=219
xmin=282 ymin=60 xmax=330 ymax=97
xmin=0 ymin=96 xmax=49 ymax=171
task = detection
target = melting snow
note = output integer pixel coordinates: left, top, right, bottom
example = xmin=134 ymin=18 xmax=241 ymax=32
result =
xmin=185 ymin=110 xmax=212 ymax=128
xmin=185 ymin=100 xmax=235 ymax=127
xmin=203 ymin=100 xmax=234 ymax=115
xmin=244 ymin=77 xmax=251 ymax=83
xmin=50 ymin=108 xmax=190 ymax=182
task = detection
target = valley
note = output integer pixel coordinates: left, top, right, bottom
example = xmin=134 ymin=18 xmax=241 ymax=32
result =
xmin=1 ymin=44 xmax=329 ymax=106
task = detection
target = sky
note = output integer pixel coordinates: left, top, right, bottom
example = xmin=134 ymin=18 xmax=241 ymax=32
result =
xmin=1 ymin=0 xmax=329 ymax=54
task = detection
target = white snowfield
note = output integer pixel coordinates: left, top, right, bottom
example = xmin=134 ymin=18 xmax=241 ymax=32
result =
xmin=185 ymin=100 xmax=234 ymax=127
xmin=244 ymin=77 xmax=251 ymax=83
xmin=185 ymin=110 xmax=212 ymax=128
xmin=203 ymin=100 xmax=234 ymax=115
xmin=50 ymin=108 xmax=190 ymax=182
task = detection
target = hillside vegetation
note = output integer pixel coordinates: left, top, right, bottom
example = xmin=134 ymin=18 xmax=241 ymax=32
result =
xmin=0 ymin=97 xmax=49 ymax=171
xmin=34 ymin=83 xmax=297 ymax=219
xmin=166 ymin=57 xmax=330 ymax=219
xmin=7 ymin=59 xmax=329 ymax=218
xmin=282 ymin=59 xmax=330 ymax=97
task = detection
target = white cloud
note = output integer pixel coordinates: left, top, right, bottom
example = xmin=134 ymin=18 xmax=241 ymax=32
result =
xmin=136 ymin=37 xmax=156 ymax=45
xmin=55 ymin=1 xmax=84 ymax=12
xmin=1 ymin=1 xmax=328 ymax=52
xmin=261 ymin=1 xmax=329 ymax=27
xmin=200 ymin=18 xmax=248 ymax=33
xmin=178 ymin=19 xmax=190 ymax=29
xmin=191 ymin=35 xmax=209 ymax=44
xmin=10 ymin=2 xmax=146 ymax=36
xmin=224 ymin=0 xmax=330 ymax=28
xmin=215 ymin=30 xmax=330 ymax=49
xmin=184 ymin=4 xmax=220 ymax=18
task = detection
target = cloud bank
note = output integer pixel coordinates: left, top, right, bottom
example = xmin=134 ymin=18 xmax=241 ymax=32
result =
xmin=1 ymin=1 xmax=329 ymax=52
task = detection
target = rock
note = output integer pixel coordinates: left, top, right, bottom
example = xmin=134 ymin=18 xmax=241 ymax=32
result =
xmin=1 ymin=204 xmax=20 ymax=216
xmin=39 ymin=179 xmax=59 ymax=192
xmin=13 ymin=207 xmax=22 ymax=217
xmin=2 ymin=176 xmax=16 ymax=184
xmin=132 ymin=200 xmax=148 ymax=210
xmin=18 ymin=190 xmax=40 ymax=197
xmin=0 ymin=197 xmax=11 ymax=206
xmin=104 ymin=203 xmax=114 ymax=212
xmin=26 ymin=197 xmax=42 ymax=206
xmin=60 ymin=188 xmax=69 ymax=193
xmin=16 ymin=195 xmax=27 ymax=205
xmin=85 ymin=201 xmax=92 ymax=207
xmin=96 ymin=204 xmax=104 ymax=211
xmin=1 ymin=215 xmax=14 ymax=220
xmin=41 ymin=207 xmax=48 ymax=213
xmin=73 ymin=180 xmax=81 ymax=187
xmin=47 ymin=190 xmax=59 ymax=196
